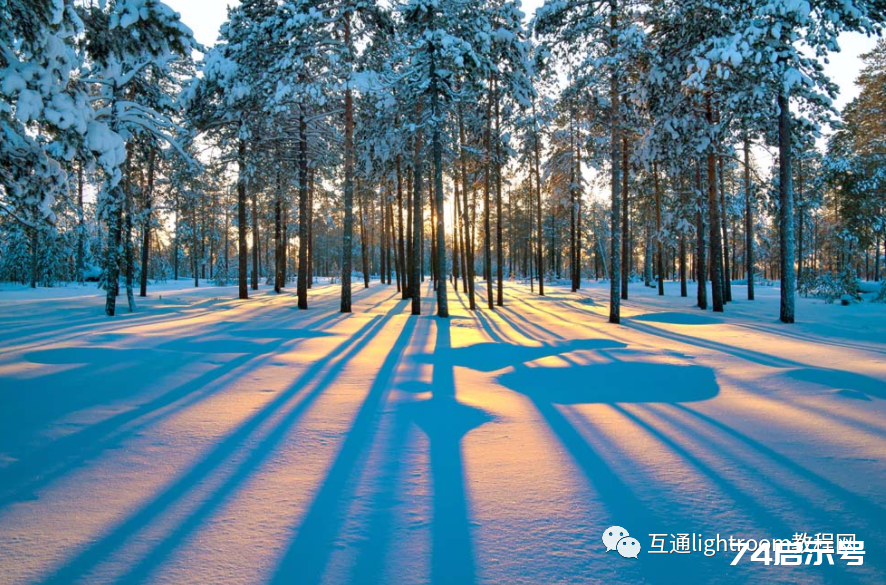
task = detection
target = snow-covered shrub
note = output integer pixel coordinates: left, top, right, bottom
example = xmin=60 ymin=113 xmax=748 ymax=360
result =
xmin=803 ymin=267 xmax=861 ymax=304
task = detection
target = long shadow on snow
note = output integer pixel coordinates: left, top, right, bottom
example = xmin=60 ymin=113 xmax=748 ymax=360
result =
xmin=267 ymin=308 xmax=418 ymax=585
xmin=37 ymin=303 xmax=403 ymax=585
xmin=0 ymin=311 xmax=341 ymax=508
xmin=472 ymin=305 xmax=742 ymax=583
xmin=401 ymin=319 xmax=492 ymax=585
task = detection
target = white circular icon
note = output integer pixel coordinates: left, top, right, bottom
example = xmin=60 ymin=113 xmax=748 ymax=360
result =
xmin=617 ymin=536 xmax=641 ymax=559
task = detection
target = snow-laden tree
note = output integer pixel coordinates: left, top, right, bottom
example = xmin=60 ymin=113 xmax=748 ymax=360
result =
xmin=77 ymin=0 xmax=196 ymax=315
xmin=1 ymin=1 xmax=89 ymax=288
xmin=682 ymin=0 xmax=883 ymax=322
xmin=535 ymin=0 xmax=646 ymax=323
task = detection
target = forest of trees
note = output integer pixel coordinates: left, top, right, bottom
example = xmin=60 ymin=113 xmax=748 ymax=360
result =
xmin=2 ymin=0 xmax=885 ymax=322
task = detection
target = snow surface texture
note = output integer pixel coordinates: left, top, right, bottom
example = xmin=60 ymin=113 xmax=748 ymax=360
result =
xmin=0 ymin=280 xmax=884 ymax=585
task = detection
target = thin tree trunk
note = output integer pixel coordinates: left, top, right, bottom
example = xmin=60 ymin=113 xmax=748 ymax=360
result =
xmin=432 ymin=67 xmax=449 ymax=317
xmin=621 ymin=133 xmax=629 ymax=300
xmin=307 ymin=169 xmax=314 ymax=289
xmin=341 ymin=13 xmax=355 ymax=313
xmin=609 ymin=0 xmax=621 ymax=324
xmin=397 ymin=154 xmax=408 ymax=299
xmin=124 ymin=160 xmax=136 ymax=312
xmin=76 ymin=161 xmax=85 ymax=283
xmin=778 ymin=92 xmax=796 ymax=323
xmin=533 ymin=103 xmax=545 ymax=297
xmin=654 ymin=161 xmax=664 ymax=296
xmin=458 ymin=105 xmax=476 ymax=309
xmin=274 ymin=166 xmax=284 ymax=294
xmin=718 ymin=154 xmax=732 ymax=302
xmin=412 ymin=101 xmax=424 ymax=316
xmin=359 ymin=179 xmax=370 ymax=288
xmin=744 ymin=133 xmax=754 ymax=300
xmin=570 ymin=111 xmax=578 ymax=293
xmin=238 ymin=130 xmax=248 ymax=300
xmin=494 ymin=76 xmax=503 ymax=306
xmin=251 ymin=174 xmax=259 ymax=291
xmin=483 ymin=79 xmax=494 ymax=310
xmin=453 ymin=180 xmax=461 ymax=287
xmin=695 ymin=162 xmax=708 ymax=310
xmin=297 ymin=104 xmax=309 ymax=308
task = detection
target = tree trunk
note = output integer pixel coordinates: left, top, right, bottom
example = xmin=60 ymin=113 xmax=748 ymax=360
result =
xmin=412 ymin=101 xmax=424 ymax=316
xmin=453 ymin=180 xmax=461 ymax=287
xmin=359 ymin=179 xmax=370 ymax=288
xmin=307 ymin=169 xmax=314 ymax=289
xmin=297 ymin=105 xmax=309 ymax=308
xmin=654 ymin=161 xmax=664 ymax=296
xmin=608 ymin=0 xmax=621 ymax=324
xmin=778 ymin=92 xmax=796 ymax=323
xmin=251 ymin=174 xmax=259 ymax=291
xmin=124 ymin=159 xmax=136 ymax=312
xmin=570 ymin=111 xmax=578 ymax=293
xmin=533 ymin=103 xmax=545 ymax=297
xmin=744 ymin=134 xmax=754 ymax=300
xmin=695 ymin=162 xmax=708 ymax=310
xmin=621 ymin=133 xmax=630 ymax=300
xmin=341 ymin=13 xmax=355 ymax=313
xmin=718 ymin=154 xmax=732 ymax=302
xmin=76 ymin=161 xmax=85 ymax=284
xmin=238 ymin=131 xmax=248 ymax=300
xmin=483 ymin=79 xmax=494 ymax=310
xmin=707 ymin=150 xmax=724 ymax=312
xmin=494 ymin=76 xmax=503 ymax=307
xmin=274 ymin=167 xmax=284 ymax=294
xmin=29 ymin=226 xmax=38 ymax=289
xmin=458 ymin=105 xmax=476 ymax=309
xmin=432 ymin=73 xmax=449 ymax=318
xmin=397 ymin=155 xmax=408 ymax=299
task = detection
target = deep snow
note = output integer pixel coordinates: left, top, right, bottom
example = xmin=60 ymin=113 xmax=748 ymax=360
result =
xmin=0 ymin=278 xmax=884 ymax=585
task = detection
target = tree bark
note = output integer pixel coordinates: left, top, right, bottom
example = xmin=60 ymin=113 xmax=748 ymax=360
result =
xmin=778 ymin=92 xmax=796 ymax=323
xmin=654 ymin=161 xmax=664 ymax=296
xmin=139 ymin=147 xmax=153 ymax=297
xmin=483 ymin=78 xmax=494 ymax=310
xmin=718 ymin=154 xmax=732 ymax=302
xmin=458 ymin=105 xmax=476 ymax=309
xmin=76 ymin=161 xmax=85 ymax=283
xmin=533 ymin=103 xmax=545 ymax=297
xmin=608 ymin=0 xmax=621 ymax=324
xmin=695 ymin=162 xmax=708 ymax=310
xmin=494 ymin=76 xmax=504 ymax=306
xmin=238 ymin=130 xmax=248 ymax=300
xmin=341 ymin=12 xmax=355 ymax=313
xmin=274 ymin=167 xmax=284 ymax=294
xmin=297 ymin=104 xmax=309 ymax=308
xmin=621 ymin=133 xmax=630 ymax=300
xmin=744 ymin=134 xmax=754 ymax=300
xmin=432 ymin=68 xmax=449 ymax=317
xmin=251 ymin=173 xmax=259 ymax=291
xmin=412 ymin=101 xmax=424 ymax=316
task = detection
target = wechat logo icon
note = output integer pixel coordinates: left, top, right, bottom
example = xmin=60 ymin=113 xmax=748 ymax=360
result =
xmin=603 ymin=526 xmax=641 ymax=559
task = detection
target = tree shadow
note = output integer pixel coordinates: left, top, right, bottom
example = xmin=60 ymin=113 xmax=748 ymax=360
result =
xmin=783 ymin=368 xmax=886 ymax=401
xmin=632 ymin=311 xmax=722 ymax=326
xmin=36 ymin=306 xmax=397 ymax=585
xmin=623 ymin=320 xmax=798 ymax=369
xmin=500 ymin=361 xmax=719 ymax=404
xmin=268 ymin=313 xmax=418 ymax=585
xmin=0 ymin=314 xmax=341 ymax=508
xmin=401 ymin=319 xmax=492 ymax=585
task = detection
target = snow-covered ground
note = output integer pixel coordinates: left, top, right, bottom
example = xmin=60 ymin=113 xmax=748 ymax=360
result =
xmin=0 ymin=279 xmax=884 ymax=585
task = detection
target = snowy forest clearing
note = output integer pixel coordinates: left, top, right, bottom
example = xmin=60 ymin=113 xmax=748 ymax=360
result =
xmin=0 ymin=281 xmax=884 ymax=584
